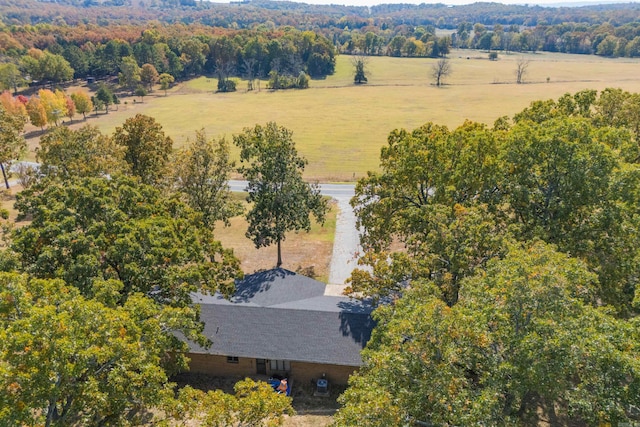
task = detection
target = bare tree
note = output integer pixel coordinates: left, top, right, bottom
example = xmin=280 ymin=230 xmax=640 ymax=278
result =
xmin=242 ymin=58 xmax=258 ymax=91
xmin=431 ymin=57 xmax=451 ymax=87
xmin=515 ymin=57 xmax=529 ymax=84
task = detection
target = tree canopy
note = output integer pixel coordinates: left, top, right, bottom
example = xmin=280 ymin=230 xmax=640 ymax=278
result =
xmin=37 ymin=125 xmax=124 ymax=180
xmin=112 ymin=114 xmax=173 ymax=187
xmin=336 ymin=242 xmax=640 ymax=426
xmin=10 ymin=175 xmax=240 ymax=307
xmin=0 ymin=273 xmax=197 ymax=426
xmin=172 ymin=130 xmax=242 ymax=229
xmin=340 ymin=89 xmax=640 ymax=425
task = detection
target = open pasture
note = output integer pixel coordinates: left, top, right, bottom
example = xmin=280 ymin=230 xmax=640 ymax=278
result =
xmin=83 ymin=50 xmax=640 ymax=182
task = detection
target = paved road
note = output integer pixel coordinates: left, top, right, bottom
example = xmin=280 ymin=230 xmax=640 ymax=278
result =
xmin=230 ymin=180 xmax=360 ymax=295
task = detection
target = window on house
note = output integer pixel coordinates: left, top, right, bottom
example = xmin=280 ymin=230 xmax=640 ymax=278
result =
xmin=269 ymin=359 xmax=290 ymax=371
xmin=227 ymin=356 xmax=239 ymax=364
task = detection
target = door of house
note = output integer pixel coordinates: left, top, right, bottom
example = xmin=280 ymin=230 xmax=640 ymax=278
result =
xmin=256 ymin=358 xmax=267 ymax=375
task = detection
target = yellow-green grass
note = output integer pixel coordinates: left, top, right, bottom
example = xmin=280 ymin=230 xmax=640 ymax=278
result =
xmin=63 ymin=50 xmax=640 ymax=182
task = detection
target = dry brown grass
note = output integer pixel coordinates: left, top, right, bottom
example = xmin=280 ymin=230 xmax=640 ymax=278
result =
xmin=213 ymin=199 xmax=337 ymax=283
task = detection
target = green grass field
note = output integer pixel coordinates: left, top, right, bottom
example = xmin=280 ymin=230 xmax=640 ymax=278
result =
xmin=76 ymin=50 xmax=640 ymax=181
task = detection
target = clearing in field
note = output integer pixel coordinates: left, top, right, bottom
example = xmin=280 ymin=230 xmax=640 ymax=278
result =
xmin=41 ymin=50 xmax=640 ymax=182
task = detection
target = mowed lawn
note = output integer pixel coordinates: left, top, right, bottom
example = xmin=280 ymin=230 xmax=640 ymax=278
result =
xmin=73 ymin=50 xmax=640 ymax=181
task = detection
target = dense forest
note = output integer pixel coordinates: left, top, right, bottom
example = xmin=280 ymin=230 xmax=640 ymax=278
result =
xmin=2 ymin=0 xmax=640 ymax=92
xmin=1 ymin=0 xmax=640 ymax=97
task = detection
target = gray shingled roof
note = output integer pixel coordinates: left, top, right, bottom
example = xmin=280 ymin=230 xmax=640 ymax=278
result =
xmin=189 ymin=268 xmax=375 ymax=366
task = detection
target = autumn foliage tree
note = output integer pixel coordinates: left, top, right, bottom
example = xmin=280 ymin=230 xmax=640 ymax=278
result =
xmin=37 ymin=125 xmax=125 ymax=180
xmin=0 ymin=103 xmax=27 ymax=188
xmin=140 ymin=63 xmax=159 ymax=91
xmin=70 ymin=90 xmax=93 ymax=119
xmin=26 ymin=96 xmax=47 ymax=130
xmin=112 ymin=114 xmax=173 ymax=187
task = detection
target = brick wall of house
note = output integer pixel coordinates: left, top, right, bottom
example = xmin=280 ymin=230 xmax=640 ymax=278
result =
xmin=188 ymin=353 xmax=255 ymax=377
xmin=186 ymin=353 xmax=358 ymax=386
xmin=290 ymin=361 xmax=357 ymax=385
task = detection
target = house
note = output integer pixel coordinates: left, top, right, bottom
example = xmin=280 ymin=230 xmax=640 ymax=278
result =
xmin=186 ymin=268 xmax=375 ymax=386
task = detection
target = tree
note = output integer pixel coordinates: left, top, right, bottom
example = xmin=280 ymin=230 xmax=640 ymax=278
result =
xmin=352 ymin=55 xmax=369 ymax=84
xmin=135 ymin=84 xmax=147 ymax=102
xmin=38 ymin=89 xmax=67 ymax=126
xmin=349 ymin=121 xmax=505 ymax=305
xmin=95 ymin=84 xmax=114 ymax=113
xmin=37 ymin=125 xmax=125 ymax=180
xmin=112 ymin=114 xmax=173 ymax=187
xmin=0 ymin=63 xmax=24 ymax=94
xmin=335 ymin=242 xmax=640 ymax=427
xmin=26 ymin=96 xmax=47 ymax=130
xmin=234 ymin=122 xmax=328 ymax=267
xmin=431 ymin=57 xmax=451 ymax=86
xmin=38 ymin=52 xmax=74 ymax=84
xmin=515 ymin=57 xmax=529 ymax=84
xmin=70 ymin=90 xmax=93 ymax=119
xmin=501 ymin=114 xmax=640 ymax=314
xmin=0 ymin=273 xmax=201 ymax=427
xmin=172 ymin=130 xmax=242 ymax=229
xmin=0 ymin=104 xmax=27 ymax=188
xmin=215 ymin=58 xmax=237 ymax=93
xmin=139 ymin=63 xmax=159 ymax=91
xmin=10 ymin=175 xmax=241 ymax=306
xmin=64 ymin=94 xmax=75 ymax=122
xmin=164 ymin=379 xmax=294 ymax=427
xmin=118 ymin=55 xmax=141 ymax=94
xmin=242 ymin=57 xmax=258 ymax=91
xmin=158 ymin=73 xmax=174 ymax=96
xmin=0 ymin=91 xmax=27 ymax=121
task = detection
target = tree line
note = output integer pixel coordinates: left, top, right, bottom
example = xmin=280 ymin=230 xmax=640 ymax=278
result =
xmin=5 ymin=0 xmax=640 ymax=62
xmin=334 ymin=88 xmax=640 ymax=426
xmin=0 ymin=24 xmax=336 ymax=91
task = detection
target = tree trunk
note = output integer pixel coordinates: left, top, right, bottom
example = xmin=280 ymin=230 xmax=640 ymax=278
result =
xmin=1 ymin=163 xmax=9 ymax=189
xmin=277 ymin=238 xmax=282 ymax=267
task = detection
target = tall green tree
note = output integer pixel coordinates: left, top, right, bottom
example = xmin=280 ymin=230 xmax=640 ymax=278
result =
xmin=234 ymin=122 xmax=328 ymax=267
xmin=10 ymin=176 xmax=241 ymax=306
xmin=94 ymin=84 xmax=114 ymax=113
xmin=350 ymin=121 xmax=504 ymax=305
xmin=159 ymin=73 xmax=174 ymax=96
xmin=351 ymin=55 xmax=368 ymax=84
xmin=336 ymin=242 xmax=640 ymax=427
xmin=0 ymin=63 xmax=24 ymax=94
xmin=118 ymin=55 xmax=142 ymax=94
xmin=112 ymin=114 xmax=173 ymax=187
xmin=172 ymin=130 xmax=242 ymax=229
